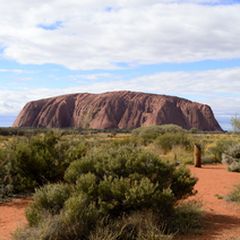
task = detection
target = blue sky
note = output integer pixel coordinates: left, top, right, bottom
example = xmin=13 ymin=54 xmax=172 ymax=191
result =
xmin=1 ymin=0 xmax=240 ymax=129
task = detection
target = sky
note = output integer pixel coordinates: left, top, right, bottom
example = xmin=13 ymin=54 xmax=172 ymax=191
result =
xmin=0 ymin=0 xmax=240 ymax=129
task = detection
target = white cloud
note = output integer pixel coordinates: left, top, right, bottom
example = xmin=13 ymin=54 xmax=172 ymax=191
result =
xmin=0 ymin=68 xmax=26 ymax=73
xmin=1 ymin=0 xmax=239 ymax=129
xmin=67 ymin=73 xmax=119 ymax=82
xmin=0 ymin=1 xmax=240 ymax=70
xmin=1 ymin=67 xmax=240 ymax=129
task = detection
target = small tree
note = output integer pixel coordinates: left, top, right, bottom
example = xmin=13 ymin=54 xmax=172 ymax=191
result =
xmin=231 ymin=115 xmax=240 ymax=132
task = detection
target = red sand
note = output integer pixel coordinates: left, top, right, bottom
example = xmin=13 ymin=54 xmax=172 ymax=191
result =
xmin=0 ymin=198 xmax=31 ymax=240
xmin=0 ymin=165 xmax=240 ymax=240
xmin=177 ymin=164 xmax=240 ymax=240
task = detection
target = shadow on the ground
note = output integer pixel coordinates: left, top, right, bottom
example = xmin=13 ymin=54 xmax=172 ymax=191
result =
xmin=175 ymin=211 xmax=240 ymax=240
xmin=0 ymin=197 xmax=31 ymax=209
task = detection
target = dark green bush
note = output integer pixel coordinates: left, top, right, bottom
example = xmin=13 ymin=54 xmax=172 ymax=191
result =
xmin=2 ymin=133 xmax=65 ymax=194
xmin=0 ymin=132 xmax=88 ymax=198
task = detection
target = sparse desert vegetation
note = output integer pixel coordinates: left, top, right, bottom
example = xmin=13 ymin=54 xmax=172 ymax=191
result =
xmin=0 ymin=125 xmax=240 ymax=239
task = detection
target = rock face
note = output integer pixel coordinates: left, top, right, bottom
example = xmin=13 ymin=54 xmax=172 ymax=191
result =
xmin=13 ymin=91 xmax=222 ymax=131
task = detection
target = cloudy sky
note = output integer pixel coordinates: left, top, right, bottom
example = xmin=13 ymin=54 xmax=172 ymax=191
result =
xmin=0 ymin=0 xmax=240 ymax=129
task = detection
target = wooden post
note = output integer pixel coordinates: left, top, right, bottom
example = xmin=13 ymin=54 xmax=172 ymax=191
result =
xmin=194 ymin=144 xmax=201 ymax=168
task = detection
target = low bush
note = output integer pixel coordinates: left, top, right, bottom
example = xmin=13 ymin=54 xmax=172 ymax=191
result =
xmin=189 ymin=128 xmax=199 ymax=134
xmin=90 ymin=211 xmax=173 ymax=240
xmin=18 ymin=202 xmax=203 ymax=240
xmin=207 ymin=140 xmax=235 ymax=163
xmin=64 ymin=145 xmax=195 ymax=223
xmin=155 ymin=132 xmax=191 ymax=153
xmin=222 ymin=144 xmax=240 ymax=172
xmin=15 ymin=211 xmax=174 ymax=240
xmin=65 ymin=145 xmax=196 ymax=201
xmin=132 ymin=125 xmax=185 ymax=144
xmin=26 ymin=183 xmax=72 ymax=226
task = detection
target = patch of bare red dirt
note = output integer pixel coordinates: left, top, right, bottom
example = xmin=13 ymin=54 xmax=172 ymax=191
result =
xmin=176 ymin=164 xmax=240 ymax=240
xmin=0 ymin=198 xmax=31 ymax=240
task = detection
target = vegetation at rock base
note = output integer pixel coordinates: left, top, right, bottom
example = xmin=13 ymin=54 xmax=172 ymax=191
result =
xmin=132 ymin=124 xmax=185 ymax=144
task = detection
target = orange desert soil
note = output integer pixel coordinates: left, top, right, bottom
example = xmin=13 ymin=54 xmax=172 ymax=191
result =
xmin=177 ymin=165 xmax=240 ymax=240
xmin=0 ymin=165 xmax=240 ymax=240
xmin=0 ymin=198 xmax=31 ymax=240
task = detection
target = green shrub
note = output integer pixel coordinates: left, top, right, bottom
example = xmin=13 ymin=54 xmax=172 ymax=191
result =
xmin=65 ymin=145 xmax=196 ymax=200
xmin=61 ymin=194 xmax=100 ymax=238
xmin=0 ymin=132 xmax=88 ymax=198
xmin=17 ymin=144 xmax=196 ymax=240
xmin=227 ymin=185 xmax=240 ymax=203
xmin=132 ymin=126 xmax=164 ymax=144
xmin=26 ymin=183 xmax=72 ymax=226
xmin=64 ymin=140 xmax=88 ymax=162
xmin=222 ymin=144 xmax=240 ymax=172
xmin=0 ymin=132 xmax=63 ymax=195
xmin=25 ymin=193 xmax=100 ymax=240
xmin=207 ymin=140 xmax=235 ymax=163
xmin=132 ymin=125 xmax=184 ymax=144
xmin=156 ymin=124 xmax=185 ymax=133
xmin=189 ymin=128 xmax=199 ymax=134
xmin=155 ymin=132 xmax=191 ymax=153
xmin=64 ymin=145 xmax=196 ymax=223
